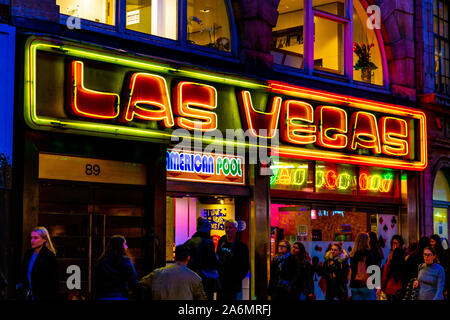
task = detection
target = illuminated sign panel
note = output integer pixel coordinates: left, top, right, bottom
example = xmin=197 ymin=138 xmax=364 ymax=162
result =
xmin=25 ymin=37 xmax=427 ymax=171
xmin=270 ymin=160 xmax=399 ymax=197
xmin=166 ymin=149 xmax=245 ymax=185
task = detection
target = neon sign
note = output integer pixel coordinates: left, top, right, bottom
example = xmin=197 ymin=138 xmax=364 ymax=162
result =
xmin=270 ymin=162 xmax=396 ymax=194
xmin=25 ymin=37 xmax=427 ymax=171
xmin=166 ymin=149 xmax=245 ymax=185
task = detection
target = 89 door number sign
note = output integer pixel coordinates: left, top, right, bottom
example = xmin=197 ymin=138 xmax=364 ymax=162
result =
xmin=178 ymin=304 xmax=271 ymax=318
xmin=85 ymin=164 xmax=100 ymax=176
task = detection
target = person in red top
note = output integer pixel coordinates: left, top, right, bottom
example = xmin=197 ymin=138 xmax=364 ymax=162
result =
xmin=380 ymin=247 xmax=406 ymax=300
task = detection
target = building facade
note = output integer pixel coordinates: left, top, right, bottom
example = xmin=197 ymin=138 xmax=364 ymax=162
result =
xmin=0 ymin=0 xmax=448 ymax=300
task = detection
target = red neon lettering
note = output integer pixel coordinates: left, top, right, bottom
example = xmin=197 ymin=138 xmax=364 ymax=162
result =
xmin=238 ymin=91 xmax=282 ymax=139
xmin=280 ymin=100 xmax=316 ymax=144
xmin=359 ymin=173 xmax=369 ymax=190
xmin=122 ymin=73 xmax=174 ymax=127
xmin=325 ymin=170 xmax=338 ymax=189
xmin=69 ymin=61 xmax=120 ymax=119
xmin=379 ymin=117 xmax=409 ymax=156
xmin=315 ymin=106 xmax=348 ymax=149
xmin=348 ymin=111 xmax=381 ymax=154
xmin=174 ymin=82 xmax=217 ymax=132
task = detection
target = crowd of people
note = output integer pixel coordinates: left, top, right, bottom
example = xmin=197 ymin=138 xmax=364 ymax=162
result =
xmin=16 ymin=218 xmax=249 ymax=301
xmin=269 ymin=231 xmax=449 ymax=300
xmin=12 ymin=223 xmax=449 ymax=301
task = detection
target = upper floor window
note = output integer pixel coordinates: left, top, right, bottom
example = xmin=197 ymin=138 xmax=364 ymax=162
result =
xmin=434 ymin=0 xmax=450 ymax=95
xmin=272 ymin=0 xmax=384 ymax=86
xmin=125 ymin=0 xmax=178 ymax=40
xmin=57 ymin=0 xmax=232 ymax=53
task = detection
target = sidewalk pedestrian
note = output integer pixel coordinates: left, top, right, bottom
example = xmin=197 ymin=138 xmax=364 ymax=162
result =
xmin=349 ymin=232 xmax=377 ymax=300
xmin=217 ymin=219 xmax=249 ymax=300
xmin=368 ymin=231 xmax=384 ymax=267
xmin=18 ymin=226 xmax=59 ymax=301
xmin=139 ymin=245 xmax=207 ymax=300
xmin=184 ymin=217 xmax=220 ymax=300
xmin=322 ymin=243 xmax=349 ymax=301
xmin=380 ymin=247 xmax=405 ymax=300
xmin=268 ymin=240 xmax=291 ymax=300
xmin=429 ymin=234 xmax=445 ymax=264
xmin=404 ymin=236 xmax=430 ymax=284
xmin=95 ymin=235 xmax=138 ymax=300
xmin=277 ymin=242 xmax=314 ymax=300
xmin=413 ymin=246 xmax=445 ymax=300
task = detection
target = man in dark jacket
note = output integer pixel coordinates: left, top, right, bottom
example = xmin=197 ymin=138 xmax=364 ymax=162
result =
xmin=217 ymin=219 xmax=249 ymax=300
xmin=184 ymin=217 xmax=220 ymax=300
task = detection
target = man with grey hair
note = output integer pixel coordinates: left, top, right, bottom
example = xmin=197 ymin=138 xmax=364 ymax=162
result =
xmin=217 ymin=219 xmax=249 ymax=300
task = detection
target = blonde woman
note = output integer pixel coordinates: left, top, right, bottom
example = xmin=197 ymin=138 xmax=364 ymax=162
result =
xmin=19 ymin=226 xmax=59 ymax=300
xmin=349 ymin=232 xmax=377 ymax=300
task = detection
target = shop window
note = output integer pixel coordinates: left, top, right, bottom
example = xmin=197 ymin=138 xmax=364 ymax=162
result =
xmin=434 ymin=0 xmax=450 ymax=95
xmin=272 ymin=0 xmax=385 ymax=85
xmin=57 ymin=0 xmax=116 ymax=25
xmin=433 ymin=170 xmax=450 ymax=240
xmin=270 ymin=159 xmax=399 ymax=197
xmin=126 ymin=0 xmax=178 ymax=40
xmin=187 ymin=0 xmax=232 ymax=51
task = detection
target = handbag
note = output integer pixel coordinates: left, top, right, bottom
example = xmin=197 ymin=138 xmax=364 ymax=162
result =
xmin=403 ymin=278 xmax=419 ymax=300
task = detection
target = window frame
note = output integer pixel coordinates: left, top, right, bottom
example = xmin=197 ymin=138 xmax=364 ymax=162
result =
xmin=433 ymin=0 xmax=450 ymax=96
xmin=57 ymin=0 xmax=238 ymax=60
xmin=274 ymin=0 xmax=388 ymax=89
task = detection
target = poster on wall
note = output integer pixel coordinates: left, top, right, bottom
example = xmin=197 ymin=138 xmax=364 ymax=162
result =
xmin=377 ymin=214 xmax=398 ymax=266
xmin=197 ymin=203 xmax=235 ymax=249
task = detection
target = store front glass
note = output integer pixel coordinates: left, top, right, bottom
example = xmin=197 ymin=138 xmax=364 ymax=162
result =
xmin=270 ymin=158 xmax=401 ymax=299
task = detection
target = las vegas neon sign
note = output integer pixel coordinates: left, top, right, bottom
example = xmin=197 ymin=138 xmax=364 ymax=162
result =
xmin=25 ymin=37 xmax=427 ymax=171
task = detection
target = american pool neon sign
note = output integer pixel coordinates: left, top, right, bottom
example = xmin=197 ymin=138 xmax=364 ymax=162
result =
xmin=24 ymin=37 xmax=427 ymax=171
xmin=270 ymin=166 xmax=394 ymax=193
xmin=166 ymin=149 xmax=245 ymax=185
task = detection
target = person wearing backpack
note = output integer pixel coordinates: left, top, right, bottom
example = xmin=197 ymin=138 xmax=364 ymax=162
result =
xmin=349 ymin=232 xmax=377 ymax=300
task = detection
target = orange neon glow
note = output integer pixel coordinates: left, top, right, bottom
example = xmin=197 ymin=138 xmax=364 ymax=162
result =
xmin=379 ymin=117 xmax=409 ymax=156
xmin=348 ymin=111 xmax=381 ymax=154
xmin=280 ymin=100 xmax=316 ymax=144
xmin=69 ymin=61 xmax=120 ymax=119
xmin=122 ymin=73 xmax=174 ymax=127
xmin=173 ymin=81 xmax=217 ymax=132
xmin=325 ymin=169 xmax=338 ymax=189
xmin=238 ymin=91 xmax=282 ymax=139
xmin=359 ymin=173 xmax=369 ymax=190
xmin=267 ymin=81 xmax=427 ymax=171
xmin=380 ymin=177 xmax=394 ymax=192
xmin=315 ymin=106 xmax=348 ymax=149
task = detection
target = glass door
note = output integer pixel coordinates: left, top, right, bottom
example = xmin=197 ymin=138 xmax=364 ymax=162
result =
xmin=38 ymin=181 xmax=146 ymax=300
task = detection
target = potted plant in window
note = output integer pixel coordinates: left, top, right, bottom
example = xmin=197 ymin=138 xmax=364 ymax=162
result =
xmin=353 ymin=42 xmax=378 ymax=83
